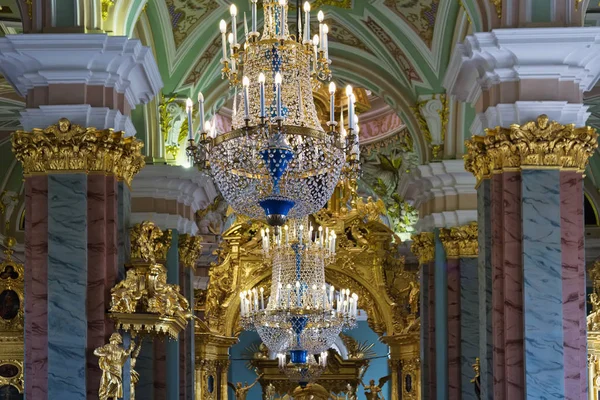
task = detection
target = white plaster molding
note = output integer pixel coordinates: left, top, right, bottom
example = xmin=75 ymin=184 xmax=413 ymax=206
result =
xmin=417 ymin=95 xmax=444 ymax=145
xmin=131 ymin=165 xmax=219 ymax=212
xmin=470 ymin=101 xmax=591 ymax=133
xmin=130 ymin=212 xmax=198 ymax=236
xmin=20 ymin=105 xmax=135 ymax=136
xmin=415 ymin=210 xmax=478 ymax=232
xmin=0 ymin=34 xmax=163 ymax=109
xmin=444 ymin=27 xmax=600 ymax=104
xmin=401 ymin=160 xmax=477 ymax=209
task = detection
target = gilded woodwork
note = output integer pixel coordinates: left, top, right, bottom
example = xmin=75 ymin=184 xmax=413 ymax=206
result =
xmin=439 ymin=222 xmax=478 ymax=259
xmin=0 ymin=360 xmax=23 ymax=393
xmin=383 ymin=333 xmax=421 ymax=400
xmin=110 ymin=222 xmax=191 ymax=339
xmin=179 ymin=234 xmax=203 ymax=269
xmin=11 ymin=118 xmax=145 ymax=186
xmin=464 ymin=115 xmax=598 ymax=184
xmin=94 ymin=332 xmax=135 ymax=400
xmin=410 ymin=232 xmax=434 ymax=264
xmin=588 ymin=261 xmax=600 ymax=399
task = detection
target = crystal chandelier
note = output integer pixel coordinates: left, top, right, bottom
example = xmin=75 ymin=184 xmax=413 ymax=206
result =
xmin=277 ymin=351 xmax=328 ymax=387
xmin=239 ymin=218 xmax=357 ymax=359
xmin=185 ymin=0 xmax=361 ymax=226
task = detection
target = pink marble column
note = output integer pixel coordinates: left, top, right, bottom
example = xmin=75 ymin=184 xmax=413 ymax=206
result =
xmin=491 ymin=172 xmax=524 ymax=399
xmin=560 ymin=171 xmax=587 ymax=400
xmin=447 ymin=258 xmax=461 ymax=399
xmin=25 ymin=175 xmax=49 ymax=399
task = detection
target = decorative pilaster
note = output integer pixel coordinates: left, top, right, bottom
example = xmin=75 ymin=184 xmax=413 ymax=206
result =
xmin=11 ymin=119 xmax=144 ymax=400
xmin=464 ymin=115 xmax=597 ymax=399
xmin=440 ymin=223 xmax=478 ymax=400
xmin=195 ymin=331 xmax=237 ymax=400
xmin=383 ymin=334 xmax=422 ymax=400
xmin=410 ymin=232 xmax=435 ymax=400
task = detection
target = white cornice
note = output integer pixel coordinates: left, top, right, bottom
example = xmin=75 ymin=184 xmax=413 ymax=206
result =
xmin=130 ymin=212 xmax=198 ymax=235
xmin=416 ymin=210 xmax=478 ymax=232
xmin=0 ymin=34 xmax=163 ymax=109
xmin=444 ymin=27 xmax=600 ymax=104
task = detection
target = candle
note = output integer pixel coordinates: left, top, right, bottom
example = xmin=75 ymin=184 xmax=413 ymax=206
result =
xmin=312 ymin=34 xmax=319 ymax=71
xmin=318 ymin=11 xmax=324 ymax=50
xmin=185 ymin=98 xmax=193 ymax=140
xmin=230 ymin=4 xmax=238 ymax=46
xmin=242 ymin=76 xmax=250 ymax=120
xmin=299 ymin=224 xmax=304 ymax=244
xmin=284 ymin=224 xmax=289 ymax=245
xmin=244 ymin=12 xmax=248 ymax=40
xmin=251 ymin=0 xmax=257 ymax=33
xmin=329 ymin=286 xmax=334 ymax=305
xmin=258 ymin=73 xmax=266 ymax=119
xmin=204 ymin=121 xmax=212 ymax=138
xmin=275 ymin=72 xmax=283 ymax=118
xmin=260 ymin=287 xmax=265 ymax=310
xmin=198 ymin=92 xmax=205 ymax=132
xmin=323 ymin=24 xmax=329 ymax=59
xmin=346 ymin=85 xmax=355 ymax=131
xmin=228 ymin=33 xmax=237 ymax=73
xmin=220 ymin=20 xmax=228 ymax=61
xmin=318 ymin=226 xmax=323 ymax=246
xmin=303 ymin=2 xmax=311 ymax=43
xmin=328 ymin=82 xmax=336 ymax=123
xmin=279 ymin=0 xmax=286 ymax=39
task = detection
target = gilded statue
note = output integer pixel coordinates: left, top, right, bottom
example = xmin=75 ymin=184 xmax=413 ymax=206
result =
xmin=130 ymin=340 xmax=142 ymax=400
xmin=400 ymin=280 xmax=419 ymax=315
xmin=94 ymin=333 xmax=134 ymax=400
xmin=471 ymin=357 xmax=481 ymax=400
xmin=361 ymin=376 xmax=390 ymax=400
xmin=589 ymin=292 xmax=600 ymax=331
xmin=265 ymin=382 xmax=276 ymax=400
xmin=227 ymin=374 xmax=264 ymax=400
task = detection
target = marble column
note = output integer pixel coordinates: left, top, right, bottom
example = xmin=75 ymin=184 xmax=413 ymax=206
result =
xmin=166 ymin=230 xmax=180 ymax=400
xmin=440 ymin=223 xmax=479 ymax=400
xmin=411 ymin=232 xmax=435 ymax=400
xmin=434 ymin=230 xmax=448 ymax=400
xmin=13 ymin=121 xmax=145 ymax=400
xmin=445 ymin=27 xmax=600 ymax=400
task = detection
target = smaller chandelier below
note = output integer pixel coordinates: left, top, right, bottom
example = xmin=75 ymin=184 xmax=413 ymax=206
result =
xmin=277 ymin=351 xmax=328 ymax=388
xmin=240 ymin=218 xmax=357 ymax=357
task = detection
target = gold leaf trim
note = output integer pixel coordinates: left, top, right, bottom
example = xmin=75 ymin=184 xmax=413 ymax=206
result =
xmin=439 ymin=222 xmax=478 ymax=259
xmin=129 ymin=222 xmax=172 ymax=264
xmin=410 ymin=232 xmax=435 ymax=264
xmin=178 ymin=234 xmax=203 ymax=270
xmin=12 ymin=118 xmax=145 ymax=186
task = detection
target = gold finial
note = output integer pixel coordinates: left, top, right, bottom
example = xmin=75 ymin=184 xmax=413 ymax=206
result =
xmin=3 ymin=236 xmax=16 ymax=260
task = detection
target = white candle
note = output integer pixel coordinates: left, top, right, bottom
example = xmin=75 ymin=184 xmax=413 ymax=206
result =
xmin=284 ymin=225 xmax=289 ymax=245
xmin=328 ymin=82 xmax=336 ymax=123
xmin=230 ymin=4 xmax=238 ymax=46
xmin=346 ymin=85 xmax=354 ymax=131
xmin=312 ymin=34 xmax=319 ymax=71
xmin=198 ymin=92 xmax=205 ymax=132
xmin=204 ymin=121 xmax=212 ymax=137
xmin=258 ymin=73 xmax=266 ymax=119
xmin=318 ymin=226 xmax=323 ymax=246
xmin=251 ymin=0 xmax=257 ymax=33
xmin=185 ymin=98 xmax=193 ymax=140
xmin=323 ymin=24 xmax=329 ymax=59
xmin=275 ymin=72 xmax=283 ymax=118
xmin=279 ymin=0 xmax=286 ymax=39
xmin=242 ymin=76 xmax=250 ymax=120
xmin=318 ymin=11 xmax=324 ymax=50
xmin=220 ymin=20 xmax=228 ymax=61
xmin=228 ymin=33 xmax=237 ymax=73
xmin=303 ymin=2 xmax=311 ymax=43
xmin=260 ymin=287 xmax=265 ymax=310
xmin=329 ymin=286 xmax=334 ymax=305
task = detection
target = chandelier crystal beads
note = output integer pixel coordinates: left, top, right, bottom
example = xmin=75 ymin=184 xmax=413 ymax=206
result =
xmin=186 ymin=0 xmax=360 ymax=226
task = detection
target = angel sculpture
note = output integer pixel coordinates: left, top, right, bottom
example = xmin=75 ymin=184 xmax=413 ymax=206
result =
xmin=227 ymin=374 xmax=264 ymax=400
xmin=361 ymin=376 xmax=390 ymax=400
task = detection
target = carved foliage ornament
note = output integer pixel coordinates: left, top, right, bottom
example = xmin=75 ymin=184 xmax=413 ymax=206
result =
xmin=410 ymin=232 xmax=434 ymax=264
xmin=130 ymin=222 xmax=172 ymax=264
xmin=178 ymin=234 xmax=203 ymax=269
xmin=12 ymin=118 xmax=145 ymax=185
xmin=439 ymin=222 xmax=478 ymax=259
xmin=464 ymin=115 xmax=598 ymax=183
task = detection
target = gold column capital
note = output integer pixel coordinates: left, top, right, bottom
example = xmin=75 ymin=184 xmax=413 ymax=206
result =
xmin=464 ymin=114 xmax=598 ymax=184
xmin=439 ymin=222 xmax=478 ymax=259
xmin=12 ymin=118 xmax=145 ymax=185
xmin=410 ymin=232 xmax=435 ymax=265
xmin=129 ymin=221 xmax=172 ymax=264
xmin=178 ymin=234 xmax=203 ymax=270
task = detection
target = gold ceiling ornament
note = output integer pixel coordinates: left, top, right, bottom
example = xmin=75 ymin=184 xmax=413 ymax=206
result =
xmin=178 ymin=234 xmax=203 ymax=270
xmin=465 ymin=115 xmax=598 ymax=182
xmin=129 ymin=222 xmax=172 ymax=264
xmin=410 ymin=232 xmax=434 ymax=264
xmin=11 ymin=118 xmax=145 ymax=186
xmin=439 ymin=222 xmax=478 ymax=259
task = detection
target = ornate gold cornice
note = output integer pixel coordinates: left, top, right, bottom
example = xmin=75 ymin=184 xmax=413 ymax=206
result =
xmin=130 ymin=221 xmax=172 ymax=264
xmin=178 ymin=234 xmax=203 ymax=270
xmin=12 ymin=118 xmax=145 ymax=186
xmin=410 ymin=232 xmax=435 ymax=264
xmin=464 ymin=115 xmax=598 ymax=183
xmin=439 ymin=222 xmax=478 ymax=259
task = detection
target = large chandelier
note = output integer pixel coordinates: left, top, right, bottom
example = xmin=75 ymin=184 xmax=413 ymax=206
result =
xmin=277 ymin=351 xmax=328 ymax=387
xmin=239 ymin=218 xmax=357 ymax=358
xmin=186 ymin=0 xmax=360 ymax=226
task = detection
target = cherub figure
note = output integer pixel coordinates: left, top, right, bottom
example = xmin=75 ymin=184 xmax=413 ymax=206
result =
xmin=361 ymin=376 xmax=390 ymax=400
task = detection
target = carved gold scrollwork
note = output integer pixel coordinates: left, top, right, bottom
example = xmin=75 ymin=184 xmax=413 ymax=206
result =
xmin=178 ymin=234 xmax=203 ymax=270
xmin=129 ymin=222 xmax=172 ymax=264
xmin=410 ymin=232 xmax=434 ymax=264
xmin=439 ymin=222 xmax=478 ymax=259
xmin=11 ymin=118 xmax=145 ymax=185
xmin=0 ymin=237 xmax=23 ymax=332
xmin=464 ymin=115 xmax=598 ymax=184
